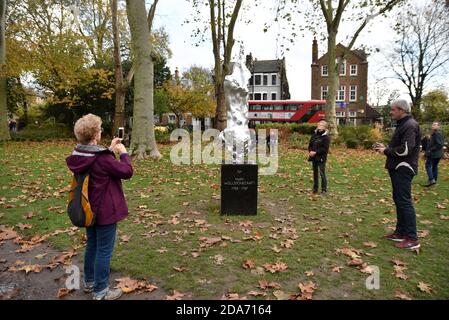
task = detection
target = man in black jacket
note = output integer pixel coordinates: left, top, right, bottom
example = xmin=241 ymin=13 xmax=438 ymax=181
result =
xmin=374 ymin=99 xmax=421 ymax=250
xmin=308 ymin=120 xmax=330 ymax=194
xmin=425 ymin=122 xmax=444 ymax=187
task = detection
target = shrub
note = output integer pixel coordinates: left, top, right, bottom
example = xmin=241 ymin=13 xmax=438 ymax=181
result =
xmin=155 ymin=130 xmax=171 ymax=144
xmin=337 ymin=125 xmax=383 ymax=149
xmin=10 ymin=123 xmax=73 ymax=141
xmin=288 ymin=132 xmax=310 ymax=150
xmin=345 ymin=138 xmax=359 ymax=149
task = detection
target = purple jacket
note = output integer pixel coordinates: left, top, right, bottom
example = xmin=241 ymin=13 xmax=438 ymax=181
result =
xmin=66 ymin=144 xmax=133 ymax=225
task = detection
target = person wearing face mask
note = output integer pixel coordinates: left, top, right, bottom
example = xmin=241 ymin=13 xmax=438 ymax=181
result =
xmin=308 ymin=119 xmax=330 ymax=194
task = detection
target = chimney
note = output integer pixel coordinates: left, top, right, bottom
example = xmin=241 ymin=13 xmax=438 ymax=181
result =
xmin=246 ymin=53 xmax=253 ymax=70
xmin=175 ymin=67 xmax=180 ymax=83
xmin=312 ymin=37 xmax=318 ymax=64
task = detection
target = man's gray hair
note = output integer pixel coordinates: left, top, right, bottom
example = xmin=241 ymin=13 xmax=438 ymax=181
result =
xmin=391 ymin=99 xmax=411 ymax=113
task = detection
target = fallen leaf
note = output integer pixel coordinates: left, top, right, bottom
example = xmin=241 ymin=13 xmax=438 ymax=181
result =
xmin=417 ymin=230 xmax=429 ymax=238
xmin=304 ymin=271 xmax=314 ymax=277
xmin=213 ymin=254 xmax=224 ymax=265
xmin=273 ymin=290 xmax=291 ymax=300
xmin=222 ymin=293 xmax=243 ymax=300
xmin=395 ymin=291 xmax=412 ymax=300
xmin=297 ymin=281 xmax=317 ymax=300
xmin=169 ymin=216 xmax=180 ymax=225
xmin=359 ymin=264 xmax=375 ymax=274
xmin=115 ymin=277 xmax=154 ymax=294
xmin=0 ymin=228 xmax=18 ymax=241
xmin=120 ymin=235 xmax=131 ymax=243
xmin=166 ymin=290 xmax=185 ymax=300
xmin=259 ymin=279 xmax=281 ymax=290
xmin=156 ymin=247 xmax=168 ymax=253
xmin=417 ymin=282 xmax=432 ymax=294
xmin=173 ymin=266 xmax=187 ymax=272
xmin=239 ymin=220 xmax=253 ymax=228
xmin=347 ymin=259 xmax=364 ymax=267
xmin=331 ymin=266 xmax=343 ymax=273
xmin=57 ymin=288 xmax=74 ymax=299
xmin=199 ymin=236 xmax=222 ymax=248
xmin=248 ymin=290 xmax=266 ymax=297
xmin=363 ymin=241 xmax=377 ymax=248
xmin=391 ymin=259 xmax=407 ymax=267
xmin=263 ymin=262 xmax=288 ymax=273
xmin=281 ymin=239 xmax=295 ymax=249
xmin=242 ymin=259 xmax=256 ymax=269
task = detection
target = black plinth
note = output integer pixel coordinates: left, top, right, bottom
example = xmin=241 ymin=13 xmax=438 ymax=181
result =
xmin=221 ymin=164 xmax=258 ymax=215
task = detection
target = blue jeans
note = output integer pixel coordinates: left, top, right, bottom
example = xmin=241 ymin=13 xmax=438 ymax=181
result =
xmin=425 ymin=157 xmax=441 ymax=181
xmin=312 ymin=160 xmax=327 ymax=192
xmin=389 ymin=170 xmax=418 ymax=241
xmin=84 ymin=223 xmax=117 ymax=294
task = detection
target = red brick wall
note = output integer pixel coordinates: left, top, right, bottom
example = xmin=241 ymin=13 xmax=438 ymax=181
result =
xmin=311 ymin=44 xmax=368 ymax=124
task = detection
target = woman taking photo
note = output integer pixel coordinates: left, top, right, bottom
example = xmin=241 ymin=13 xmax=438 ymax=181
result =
xmin=66 ymin=113 xmax=133 ymax=300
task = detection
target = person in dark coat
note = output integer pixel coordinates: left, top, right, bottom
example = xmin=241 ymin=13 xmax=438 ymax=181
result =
xmin=66 ymin=113 xmax=133 ymax=300
xmin=374 ymin=99 xmax=421 ymax=250
xmin=308 ymin=120 xmax=330 ymax=194
xmin=425 ymin=122 xmax=444 ymax=187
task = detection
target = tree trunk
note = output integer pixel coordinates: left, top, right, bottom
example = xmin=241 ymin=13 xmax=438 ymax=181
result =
xmin=111 ymin=0 xmax=125 ymax=136
xmin=214 ymin=79 xmax=226 ymax=131
xmin=0 ymin=0 xmax=10 ymax=141
xmin=325 ymin=30 xmax=338 ymax=135
xmin=126 ymin=0 xmax=161 ymax=160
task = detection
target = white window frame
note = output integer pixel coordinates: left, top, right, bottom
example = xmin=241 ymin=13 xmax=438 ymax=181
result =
xmin=336 ymin=111 xmax=345 ymax=117
xmin=349 ymin=85 xmax=357 ymax=102
xmin=271 ymin=73 xmax=277 ymax=86
xmin=168 ymin=114 xmax=176 ymax=124
xmin=338 ymin=59 xmax=346 ymax=76
xmin=254 ymin=73 xmax=262 ymax=86
xmin=271 ymin=92 xmax=277 ymax=100
xmin=262 ymin=92 xmax=268 ymax=100
xmin=321 ymin=65 xmax=328 ymax=76
xmin=350 ymin=64 xmax=357 ymax=76
xmin=254 ymin=92 xmax=262 ymax=100
xmin=349 ymin=111 xmax=357 ymax=117
xmin=336 ymin=85 xmax=345 ymax=102
xmin=263 ymin=74 xmax=268 ymax=86
xmin=321 ymin=86 xmax=328 ymax=100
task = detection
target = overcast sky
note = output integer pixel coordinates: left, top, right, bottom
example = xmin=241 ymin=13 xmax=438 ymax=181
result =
xmin=152 ymin=0 xmax=448 ymax=105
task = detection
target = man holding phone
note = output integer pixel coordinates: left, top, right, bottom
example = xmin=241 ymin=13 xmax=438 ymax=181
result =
xmin=374 ymin=100 xmax=421 ymax=250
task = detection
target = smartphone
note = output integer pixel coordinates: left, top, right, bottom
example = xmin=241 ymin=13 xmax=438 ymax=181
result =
xmin=118 ymin=127 xmax=124 ymax=140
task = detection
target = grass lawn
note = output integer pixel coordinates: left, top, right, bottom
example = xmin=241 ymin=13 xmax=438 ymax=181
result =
xmin=1 ymin=139 xmax=448 ymax=300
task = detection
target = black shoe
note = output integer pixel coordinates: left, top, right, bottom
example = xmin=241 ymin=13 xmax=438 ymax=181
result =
xmin=312 ymin=190 xmax=318 ymax=194
xmin=425 ymin=180 xmax=436 ymax=187
xmin=321 ymin=190 xmax=327 ymax=195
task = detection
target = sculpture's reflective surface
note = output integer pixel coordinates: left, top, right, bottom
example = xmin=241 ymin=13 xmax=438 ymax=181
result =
xmin=219 ymin=59 xmax=253 ymax=164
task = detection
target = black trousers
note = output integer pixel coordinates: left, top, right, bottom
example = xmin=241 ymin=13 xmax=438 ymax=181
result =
xmin=389 ymin=169 xmax=418 ymax=241
xmin=312 ymin=160 xmax=327 ymax=192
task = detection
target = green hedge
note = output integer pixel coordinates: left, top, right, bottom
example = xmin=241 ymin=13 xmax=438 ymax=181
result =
xmin=10 ymin=123 xmax=73 ymax=141
xmin=256 ymin=123 xmax=316 ymax=135
xmin=288 ymin=132 xmax=310 ymax=150
xmin=334 ymin=125 xmax=383 ymax=149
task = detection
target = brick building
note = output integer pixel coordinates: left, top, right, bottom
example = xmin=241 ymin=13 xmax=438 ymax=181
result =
xmin=246 ymin=54 xmax=290 ymax=101
xmin=311 ymin=38 xmax=380 ymax=125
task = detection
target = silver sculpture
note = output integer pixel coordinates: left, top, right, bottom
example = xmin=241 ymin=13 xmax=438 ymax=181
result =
xmin=219 ymin=57 xmax=254 ymax=164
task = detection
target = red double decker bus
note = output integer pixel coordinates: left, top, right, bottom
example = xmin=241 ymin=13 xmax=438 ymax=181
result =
xmin=248 ymin=100 xmax=326 ymax=125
